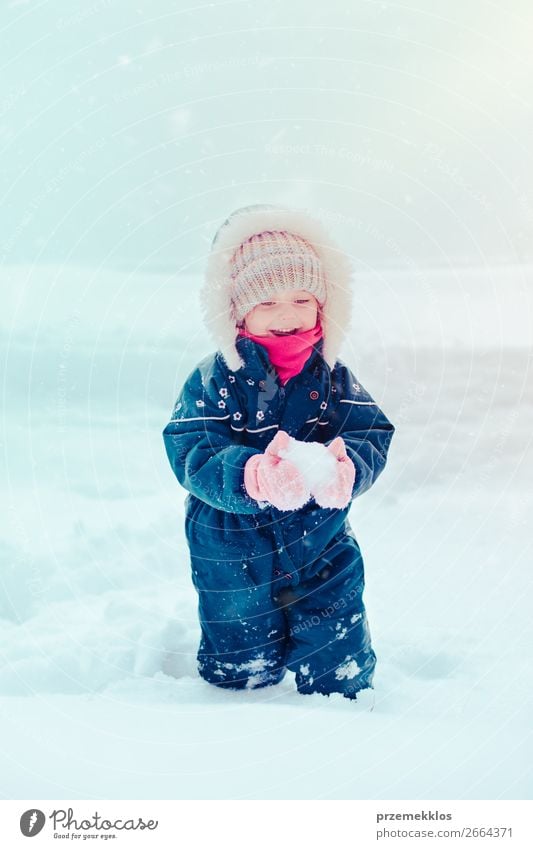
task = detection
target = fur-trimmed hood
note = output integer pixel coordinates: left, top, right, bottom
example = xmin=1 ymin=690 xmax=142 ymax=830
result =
xmin=199 ymin=204 xmax=354 ymax=371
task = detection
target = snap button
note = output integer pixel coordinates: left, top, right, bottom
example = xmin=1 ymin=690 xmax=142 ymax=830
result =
xmin=273 ymin=569 xmax=282 ymax=576
xmin=309 ymin=390 xmax=319 ymax=400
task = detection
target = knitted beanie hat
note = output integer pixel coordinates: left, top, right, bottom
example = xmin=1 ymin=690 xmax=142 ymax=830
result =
xmin=201 ymin=204 xmax=354 ymax=371
xmin=229 ymin=230 xmax=327 ymax=323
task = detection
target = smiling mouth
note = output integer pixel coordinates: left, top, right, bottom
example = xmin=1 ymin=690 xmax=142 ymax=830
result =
xmin=270 ymin=328 xmax=300 ymax=336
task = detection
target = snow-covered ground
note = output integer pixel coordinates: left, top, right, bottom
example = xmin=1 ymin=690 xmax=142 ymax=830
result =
xmin=1 ymin=263 xmax=532 ymax=799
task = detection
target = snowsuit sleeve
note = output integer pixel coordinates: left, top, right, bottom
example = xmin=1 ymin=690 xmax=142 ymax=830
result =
xmin=162 ymin=359 xmax=265 ymax=514
xmin=324 ymin=364 xmax=395 ymax=502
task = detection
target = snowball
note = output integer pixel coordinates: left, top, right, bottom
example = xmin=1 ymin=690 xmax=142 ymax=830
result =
xmin=278 ymin=437 xmax=337 ymax=491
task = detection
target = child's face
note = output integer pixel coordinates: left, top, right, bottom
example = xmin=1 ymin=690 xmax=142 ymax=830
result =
xmin=243 ymin=289 xmax=320 ymax=337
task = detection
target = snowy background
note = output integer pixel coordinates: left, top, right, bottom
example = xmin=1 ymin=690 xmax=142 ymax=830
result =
xmin=1 ymin=0 xmax=532 ymax=800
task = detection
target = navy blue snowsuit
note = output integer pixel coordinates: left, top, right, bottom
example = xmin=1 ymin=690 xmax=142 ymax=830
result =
xmin=163 ymin=336 xmax=394 ymax=698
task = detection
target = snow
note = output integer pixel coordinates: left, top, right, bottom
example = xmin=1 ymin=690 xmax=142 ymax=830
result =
xmin=335 ymin=658 xmax=361 ymax=681
xmin=1 ymin=263 xmax=532 ymax=800
xmin=278 ymin=437 xmax=337 ymax=490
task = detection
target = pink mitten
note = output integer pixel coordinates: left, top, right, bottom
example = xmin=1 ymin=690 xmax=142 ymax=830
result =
xmin=312 ymin=436 xmax=356 ymax=509
xmin=244 ymin=430 xmax=311 ymax=511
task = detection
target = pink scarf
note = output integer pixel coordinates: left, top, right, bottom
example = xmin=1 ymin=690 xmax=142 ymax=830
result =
xmin=238 ymin=320 xmax=323 ymax=385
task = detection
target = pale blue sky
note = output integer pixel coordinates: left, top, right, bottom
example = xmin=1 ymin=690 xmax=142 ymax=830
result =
xmin=1 ymin=0 xmax=532 ymax=271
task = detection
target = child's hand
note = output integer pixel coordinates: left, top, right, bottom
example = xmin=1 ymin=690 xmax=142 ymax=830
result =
xmin=312 ymin=437 xmax=356 ymax=509
xmin=243 ymin=430 xmax=311 ymax=511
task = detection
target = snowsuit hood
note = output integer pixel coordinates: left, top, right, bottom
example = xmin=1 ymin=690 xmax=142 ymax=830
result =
xmin=200 ymin=203 xmax=354 ymax=372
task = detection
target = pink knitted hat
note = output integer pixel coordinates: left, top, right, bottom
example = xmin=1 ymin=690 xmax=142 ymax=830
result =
xmin=229 ymin=229 xmax=327 ymax=323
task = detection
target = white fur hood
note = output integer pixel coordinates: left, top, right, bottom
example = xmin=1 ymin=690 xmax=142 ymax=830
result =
xmin=199 ymin=203 xmax=354 ymax=371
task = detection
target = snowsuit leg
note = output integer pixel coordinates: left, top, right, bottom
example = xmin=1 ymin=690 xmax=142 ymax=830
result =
xmin=278 ymin=531 xmax=376 ymax=699
xmin=190 ymin=551 xmax=288 ymax=690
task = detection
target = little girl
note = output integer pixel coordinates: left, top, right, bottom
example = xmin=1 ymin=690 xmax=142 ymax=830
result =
xmin=163 ymin=204 xmax=395 ymax=699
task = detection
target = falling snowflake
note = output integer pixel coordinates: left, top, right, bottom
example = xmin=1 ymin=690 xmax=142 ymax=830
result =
xmin=256 ymin=410 xmax=265 ymax=421
xmin=233 ymin=412 xmax=242 ymax=421
xmin=228 ymin=375 xmax=236 ymax=382
xmin=353 ymin=383 xmax=361 ymax=393
xmin=246 ymin=378 xmax=255 ymax=386
xmin=219 ymin=387 xmax=229 ymax=398
xmin=170 ymin=108 xmax=190 ymax=134
xmin=195 ymin=399 xmax=206 ymax=407
xmin=217 ymin=400 xmax=226 ymax=409
xmin=320 ymin=401 xmax=327 ymax=410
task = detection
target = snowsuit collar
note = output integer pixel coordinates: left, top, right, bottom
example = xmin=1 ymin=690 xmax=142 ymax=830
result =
xmin=232 ymin=335 xmax=330 ymax=437
xmin=234 ymin=333 xmax=325 ymax=381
